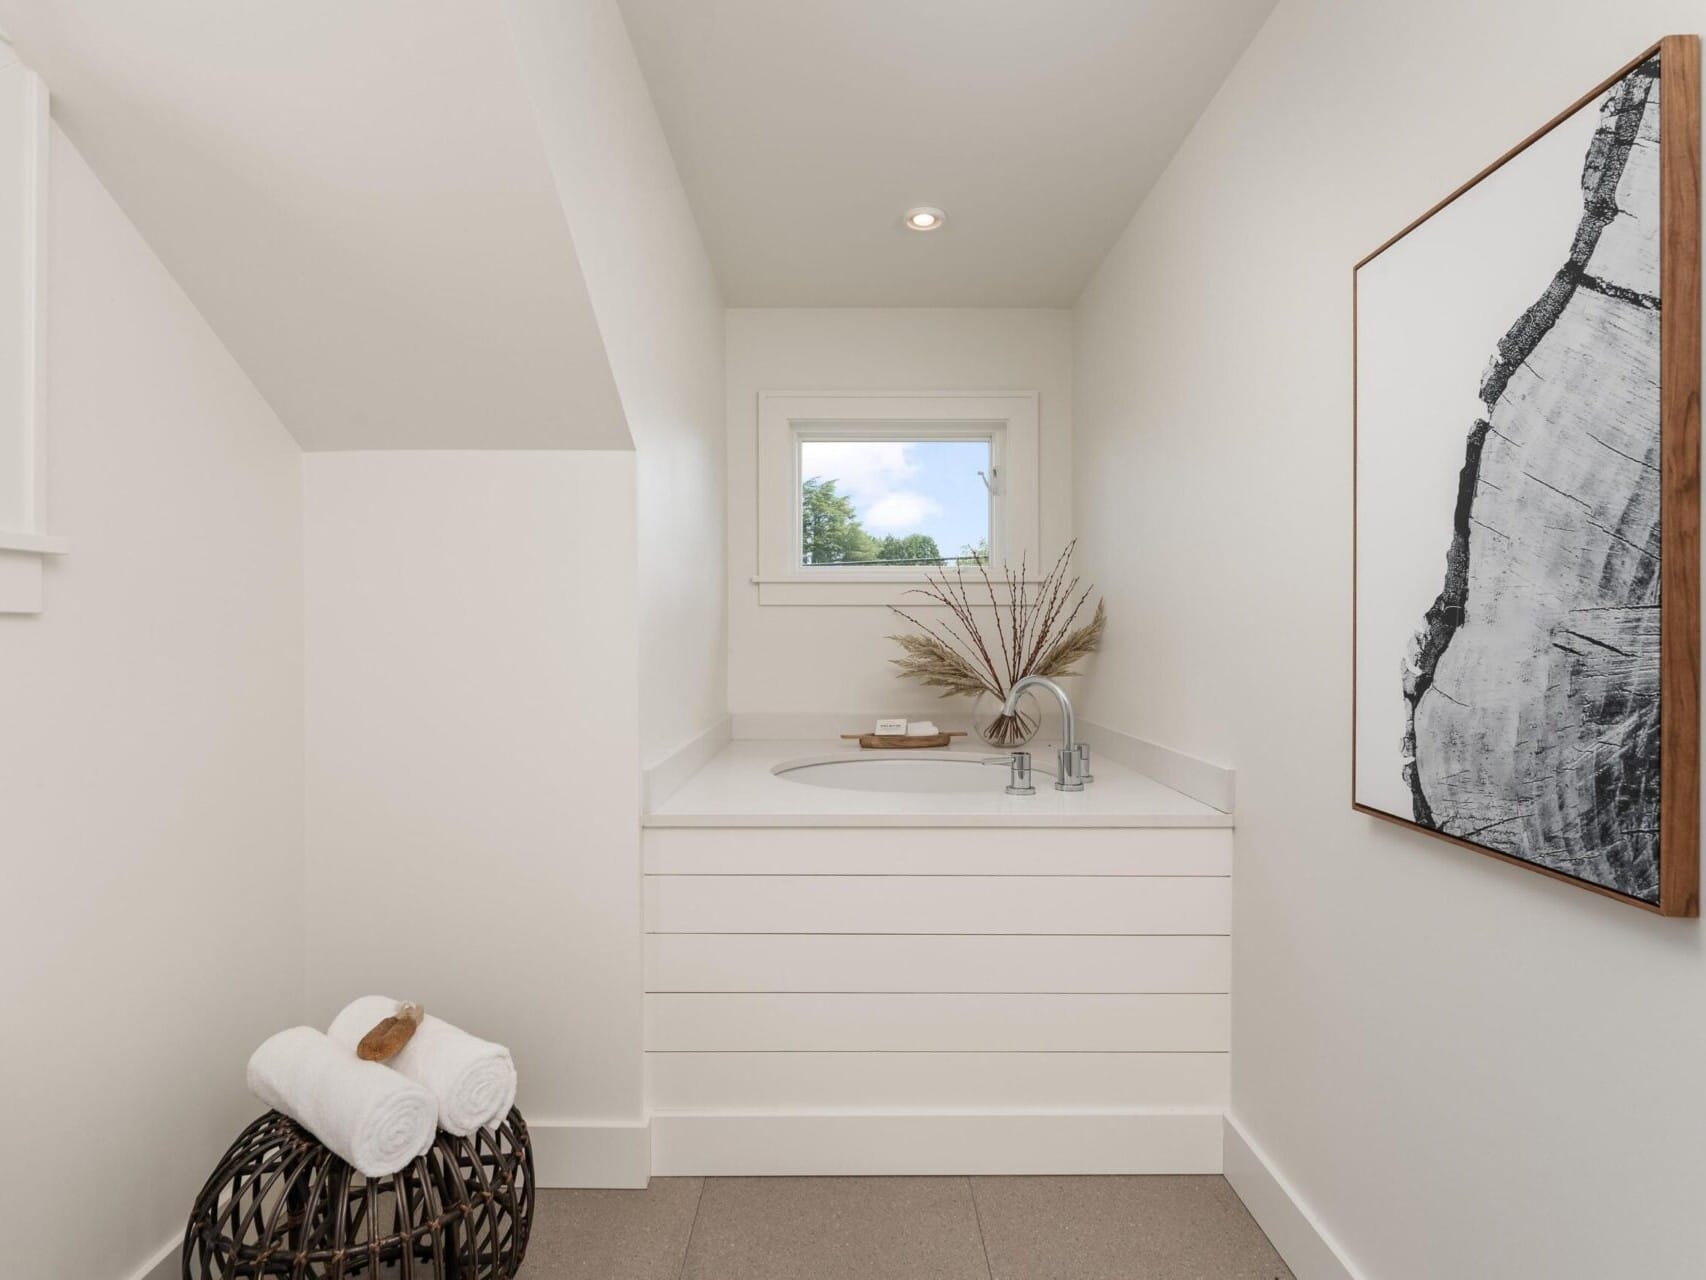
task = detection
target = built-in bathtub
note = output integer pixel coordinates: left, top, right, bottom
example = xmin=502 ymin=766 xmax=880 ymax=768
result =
xmin=641 ymin=736 xmax=1235 ymax=1177
xmin=649 ymin=740 xmax=1230 ymax=828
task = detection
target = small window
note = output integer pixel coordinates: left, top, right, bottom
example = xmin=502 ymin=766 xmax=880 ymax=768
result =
xmin=798 ymin=433 xmax=995 ymax=570
xmin=756 ymin=392 xmax=1039 ymax=605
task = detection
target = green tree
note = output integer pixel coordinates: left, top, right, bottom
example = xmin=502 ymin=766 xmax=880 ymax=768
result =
xmin=801 ymin=477 xmax=878 ymax=564
xmin=802 ymin=478 xmax=946 ymax=566
xmin=876 ymin=533 xmax=943 ymax=564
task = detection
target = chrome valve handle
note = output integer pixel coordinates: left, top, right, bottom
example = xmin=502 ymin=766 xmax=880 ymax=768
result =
xmin=981 ymin=750 xmax=1036 ymax=796
xmin=1073 ymin=742 xmax=1093 ymax=783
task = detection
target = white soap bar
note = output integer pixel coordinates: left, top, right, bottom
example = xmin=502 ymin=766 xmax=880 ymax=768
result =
xmin=906 ymin=720 xmax=939 ymax=736
xmin=875 ymin=718 xmax=908 ymax=736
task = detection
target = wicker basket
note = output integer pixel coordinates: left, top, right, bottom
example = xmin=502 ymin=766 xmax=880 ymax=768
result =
xmin=182 ymin=1107 xmax=534 ymax=1279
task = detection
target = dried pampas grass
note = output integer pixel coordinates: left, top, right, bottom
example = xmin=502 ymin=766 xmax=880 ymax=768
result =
xmin=888 ymin=542 xmax=1106 ymax=747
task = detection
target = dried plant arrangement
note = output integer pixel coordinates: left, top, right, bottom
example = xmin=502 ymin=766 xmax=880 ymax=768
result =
xmin=888 ymin=542 xmax=1106 ymax=747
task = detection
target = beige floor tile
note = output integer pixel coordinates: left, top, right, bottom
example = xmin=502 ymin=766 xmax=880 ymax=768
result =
xmin=520 ymin=1178 xmax=704 ymax=1280
xmin=680 ymin=1176 xmax=992 ymax=1280
xmin=971 ymin=1175 xmax=1292 ymax=1280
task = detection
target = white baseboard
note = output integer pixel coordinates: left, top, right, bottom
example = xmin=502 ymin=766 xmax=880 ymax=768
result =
xmin=530 ymin=1119 xmax=652 ymax=1188
xmin=1223 ymin=1115 xmax=1363 ymax=1280
xmin=650 ymin=1110 xmax=1223 ymax=1177
xmin=1080 ymin=721 xmax=1235 ymax=813
xmin=127 ymin=1235 xmax=179 ymax=1280
xmin=643 ymin=716 xmax=732 ymax=810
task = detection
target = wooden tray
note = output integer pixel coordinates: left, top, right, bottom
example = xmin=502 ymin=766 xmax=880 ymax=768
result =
xmin=840 ymin=732 xmax=967 ymax=749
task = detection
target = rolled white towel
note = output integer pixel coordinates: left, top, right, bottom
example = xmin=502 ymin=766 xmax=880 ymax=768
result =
xmin=329 ymin=996 xmax=517 ymax=1136
xmin=246 ymin=1027 xmax=436 ymax=1177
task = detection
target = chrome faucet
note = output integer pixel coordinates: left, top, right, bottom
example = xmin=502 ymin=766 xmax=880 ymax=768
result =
xmin=981 ymin=750 xmax=1036 ymax=795
xmin=1002 ymin=675 xmax=1090 ymax=791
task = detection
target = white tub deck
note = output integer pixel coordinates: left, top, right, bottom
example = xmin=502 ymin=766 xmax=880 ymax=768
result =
xmin=645 ymin=739 xmax=1232 ymax=828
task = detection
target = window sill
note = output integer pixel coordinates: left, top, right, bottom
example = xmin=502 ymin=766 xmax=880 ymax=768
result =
xmin=753 ymin=575 xmax=1044 ymax=608
xmin=0 ymin=530 xmax=67 ymax=614
xmin=0 ymin=528 xmax=68 ymax=554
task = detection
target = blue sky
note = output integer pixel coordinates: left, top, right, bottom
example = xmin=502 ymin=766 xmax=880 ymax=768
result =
xmin=801 ymin=439 xmax=990 ymax=556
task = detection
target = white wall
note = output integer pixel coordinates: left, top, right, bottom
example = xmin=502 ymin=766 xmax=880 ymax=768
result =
xmin=509 ymin=0 xmax=727 ymax=767
xmin=303 ymin=452 xmax=644 ymax=1141
xmin=727 ymin=307 xmax=1073 ymax=715
xmin=1074 ymin=3 xmax=1706 ymax=1276
xmin=0 ymin=129 xmax=303 ymax=1280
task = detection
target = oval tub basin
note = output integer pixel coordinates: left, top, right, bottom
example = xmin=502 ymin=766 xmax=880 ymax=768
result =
xmin=773 ymin=753 xmax=1012 ymax=794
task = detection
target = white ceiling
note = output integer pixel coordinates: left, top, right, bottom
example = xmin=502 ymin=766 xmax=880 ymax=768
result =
xmin=616 ymin=0 xmax=1277 ymax=307
xmin=0 ymin=1 xmax=630 ymax=451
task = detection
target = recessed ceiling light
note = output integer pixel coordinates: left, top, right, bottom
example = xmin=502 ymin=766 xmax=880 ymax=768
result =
xmin=904 ymin=206 xmax=945 ymax=231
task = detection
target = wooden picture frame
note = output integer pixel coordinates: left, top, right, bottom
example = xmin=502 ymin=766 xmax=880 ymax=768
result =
xmin=1352 ymin=36 xmax=1700 ymax=916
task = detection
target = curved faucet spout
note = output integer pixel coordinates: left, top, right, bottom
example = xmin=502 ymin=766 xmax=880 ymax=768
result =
xmin=1002 ymin=675 xmax=1087 ymax=791
xmin=1003 ymin=675 xmax=1075 ymax=749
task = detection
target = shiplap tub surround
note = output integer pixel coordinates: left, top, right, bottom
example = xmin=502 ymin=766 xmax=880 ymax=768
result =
xmin=642 ymin=815 xmax=1232 ymax=1176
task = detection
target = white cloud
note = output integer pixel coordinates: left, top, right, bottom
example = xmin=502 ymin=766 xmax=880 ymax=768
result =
xmin=862 ymin=491 xmax=941 ymax=533
xmin=800 ymin=441 xmax=951 ymax=535
xmin=799 ymin=441 xmax=916 ymax=510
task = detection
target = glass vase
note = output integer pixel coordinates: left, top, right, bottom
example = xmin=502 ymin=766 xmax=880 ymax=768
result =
xmin=973 ymin=686 xmax=1042 ymax=750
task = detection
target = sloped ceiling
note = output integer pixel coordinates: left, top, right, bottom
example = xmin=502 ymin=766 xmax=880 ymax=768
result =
xmin=0 ymin=1 xmax=630 ymax=450
xmin=616 ymin=0 xmax=1278 ymax=306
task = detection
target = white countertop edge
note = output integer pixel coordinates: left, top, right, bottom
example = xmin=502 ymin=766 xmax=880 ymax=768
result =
xmin=642 ymin=811 xmax=1236 ymax=829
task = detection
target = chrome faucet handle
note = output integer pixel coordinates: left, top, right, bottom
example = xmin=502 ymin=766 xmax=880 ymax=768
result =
xmin=1073 ymin=742 xmax=1093 ymax=783
xmin=1054 ymin=745 xmax=1086 ymax=792
xmin=981 ymin=750 xmax=1036 ymax=796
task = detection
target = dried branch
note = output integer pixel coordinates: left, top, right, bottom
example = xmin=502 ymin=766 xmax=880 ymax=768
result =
xmin=1033 ymin=599 xmax=1106 ymax=679
xmin=887 ymin=542 xmax=1106 ymax=734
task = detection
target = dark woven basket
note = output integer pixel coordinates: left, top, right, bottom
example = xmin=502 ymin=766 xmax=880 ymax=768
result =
xmin=182 ymin=1107 xmax=534 ymax=1279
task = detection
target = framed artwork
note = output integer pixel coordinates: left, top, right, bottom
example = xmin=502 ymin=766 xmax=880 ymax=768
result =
xmin=1353 ymin=37 xmax=1701 ymax=915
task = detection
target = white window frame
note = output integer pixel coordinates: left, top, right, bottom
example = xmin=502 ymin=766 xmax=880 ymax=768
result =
xmin=756 ymin=391 xmax=1039 ymax=606
xmin=0 ymin=43 xmax=61 ymax=614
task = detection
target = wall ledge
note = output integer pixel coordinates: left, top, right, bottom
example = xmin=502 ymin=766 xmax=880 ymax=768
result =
xmin=644 ymin=716 xmax=732 ymax=810
xmin=1079 ymin=721 xmax=1234 ymax=813
xmin=730 ymin=710 xmax=978 ymax=740
xmin=1223 ymin=1115 xmax=1365 ymax=1280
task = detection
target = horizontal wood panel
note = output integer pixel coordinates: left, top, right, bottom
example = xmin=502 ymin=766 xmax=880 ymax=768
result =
xmin=644 ymin=934 xmax=1230 ymax=993
xmin=649 ymin=1111 xmax=1225 ymax=1176
xmin=645 ymin=993 xmax=1229 ymax=1052
xmin=645 ymin=875 xmax=1230 ymax=935
xmin=643 ymin=827 xmax=1232 ymax=876
xmin=646 ymin=1051 xmax=1229 ymax=1112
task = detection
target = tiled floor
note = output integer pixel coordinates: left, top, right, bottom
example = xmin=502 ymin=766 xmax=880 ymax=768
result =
xmin=520 ymin=1175 xmax=1294 ymax=1279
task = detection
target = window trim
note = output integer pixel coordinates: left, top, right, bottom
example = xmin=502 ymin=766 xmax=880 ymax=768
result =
xmin=756 ymin=391 xmax=1040 ymax=606
xmin=0 ymin=47 xmax=61 ymax=615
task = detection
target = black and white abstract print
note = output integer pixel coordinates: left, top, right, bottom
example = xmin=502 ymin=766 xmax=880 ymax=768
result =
xmin=1356 ymin=56 xmax=1664 ymax=901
